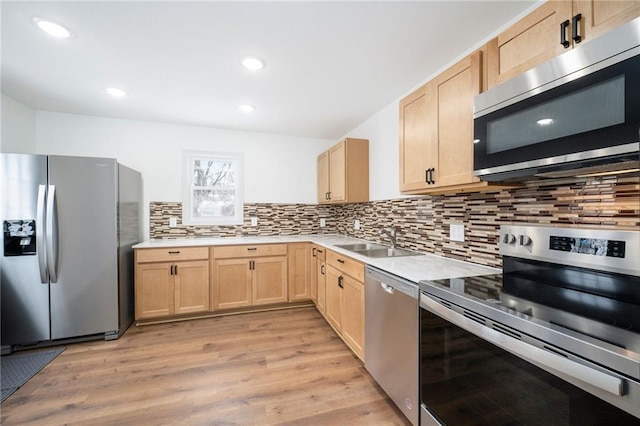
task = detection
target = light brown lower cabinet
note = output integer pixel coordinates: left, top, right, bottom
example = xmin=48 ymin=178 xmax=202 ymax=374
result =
xmin=324 ymin=250 xmax=365 ymax=360
xmin=135 ymin=247 xmax=210 ymax=320
xmin=211 ymin=244 xmax=288 ymax=310
xmin=288 ymin=243 xmax=312 ymax=302
xmin=315 ymin=247 xmax=327 ymax=317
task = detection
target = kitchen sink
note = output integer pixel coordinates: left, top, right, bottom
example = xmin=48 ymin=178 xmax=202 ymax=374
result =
xmin=335 ymin=243 xmax=419 ymax=258
xmin=335 ymin=243 xmax=388 ymax=251
xmin=356 ymin=248 xmax=418 ymax=258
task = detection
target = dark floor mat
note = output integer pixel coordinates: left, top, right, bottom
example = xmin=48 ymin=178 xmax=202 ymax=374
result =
xmin=1 ymin=347 xmax=64 ymax=403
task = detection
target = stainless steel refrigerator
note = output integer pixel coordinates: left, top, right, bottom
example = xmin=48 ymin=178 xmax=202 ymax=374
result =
xmin=1 ymin=153 xmax=141 ymax=352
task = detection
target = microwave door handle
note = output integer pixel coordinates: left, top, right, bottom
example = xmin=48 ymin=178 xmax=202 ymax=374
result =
xmin=560 ymin=19 xmax=571 ymax=48
xmin=36 ymin=185 xmax=48 ymax=283
xmin=420 ymin=295 xmax=624 ymax=397
xmin=46 ymin=185 xmax=59 ymax=283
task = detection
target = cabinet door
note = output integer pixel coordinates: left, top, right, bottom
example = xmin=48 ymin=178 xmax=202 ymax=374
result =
xmin=288 ymin=243 xmax=311 ymax=302
xmin=316 ymin=259 xmax=327 ymax=316
xmin=135 ymin=263 xmax=173 ymax=319
xmin=399 ymin=84 xmax=437 ymax=192
xmin=212 ymin=259 xmax=252 ymax=310
xmin=252 ymin=256 xmax=288 ymax=306
xmin=574 ymin=0 xmax=640 ymax=42
xmin=325 ymin=265 xmax=343 ymax=332
xmin=174 ymin=260 xmax=210 ymax=315
xmin=328 ymin=141 xmax=347 ymax=202
xmin=341 ymin=275 xmax=365 ymax=361
xmin=310 ymin=246 xmax=318 ymax=303
xmin=431 ymin=51 xmax=482 ymax=188
xmin=487 ymin=1 xmax=573 ymax=88
xmin=317 ymin=151 xmax=330 ymax=204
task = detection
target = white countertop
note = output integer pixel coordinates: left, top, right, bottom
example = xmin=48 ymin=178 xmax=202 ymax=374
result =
xmin=133 ymin=234 xmax=499 ymax=283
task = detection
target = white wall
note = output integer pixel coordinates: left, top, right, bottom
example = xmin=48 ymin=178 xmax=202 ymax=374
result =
xmin=345 ymin=101 xmax=404 ymax=201
xmin=1 ymin=94 xmax=36 ymax=153
xmin=35 ymin=111 xmax=334 ymax=238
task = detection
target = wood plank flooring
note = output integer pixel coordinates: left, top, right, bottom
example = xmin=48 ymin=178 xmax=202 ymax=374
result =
xmin=1 ymin=307 xmax=411 ymax=425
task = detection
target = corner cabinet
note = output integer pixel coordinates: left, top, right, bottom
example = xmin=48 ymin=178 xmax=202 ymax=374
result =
xmin=317 ymin=138 xmax=369 ymax=204
xmin=400 ymin=51 xmax=503 ymax=195
xmin=211 ymin=244 xmax=288 ymax=310
xmin=487 ymin=0 xmax=640 ymax=88
xmin=134 ymin=247 xmax=210 ymax=320
xmin=325 ymin=250 xmax=365 ymax=361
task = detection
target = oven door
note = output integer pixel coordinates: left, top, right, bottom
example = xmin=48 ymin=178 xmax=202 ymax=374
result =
xmin=473 ymin=51 xmax=640 ymax=182
xmin=419 ymin=293 xmax=640 ymax=425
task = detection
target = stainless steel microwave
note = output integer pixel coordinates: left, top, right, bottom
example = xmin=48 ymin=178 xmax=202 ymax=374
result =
xmin=473 ymin=17 xmax=640 ymax=182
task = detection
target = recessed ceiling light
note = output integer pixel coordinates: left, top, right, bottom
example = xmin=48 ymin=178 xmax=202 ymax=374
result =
xmin=537 ymin=118 xmax=554 ymax=126
xmin=34 ymin=18 xmax=71 ymax=38
xmin=238 ymin=104 xmax=255 ymax=113
xmin=241 ymin=57 xmax=264 ymax=71
xmin=106 ymin=87 xmax=126 ymax=98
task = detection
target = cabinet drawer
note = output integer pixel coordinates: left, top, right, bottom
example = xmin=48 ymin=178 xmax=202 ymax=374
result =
xmin=327 ymin=250 xmax=364 ymax=282
xmin=213 ymin=244 xmax=287 ymax=259
xmin=136 ymin=247 xmax=209 ymax=263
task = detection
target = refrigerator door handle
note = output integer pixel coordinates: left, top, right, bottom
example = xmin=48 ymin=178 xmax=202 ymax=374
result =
xmin=37 ymin=184 xmax=49 ymax=283
xmin=46 ymin=185 xmax=59 ymax=283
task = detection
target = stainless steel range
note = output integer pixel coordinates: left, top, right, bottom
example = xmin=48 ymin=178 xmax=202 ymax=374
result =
xmin=419 ymin=224 xmax=640 ymax=425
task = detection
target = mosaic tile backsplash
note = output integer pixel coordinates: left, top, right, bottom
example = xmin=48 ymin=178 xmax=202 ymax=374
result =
xmin=150 ymin=175 xmax=639 ymax=268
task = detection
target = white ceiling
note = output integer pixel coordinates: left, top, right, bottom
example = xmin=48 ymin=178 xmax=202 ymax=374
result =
xmin=1 ymin=1 xmax=538 ymax=140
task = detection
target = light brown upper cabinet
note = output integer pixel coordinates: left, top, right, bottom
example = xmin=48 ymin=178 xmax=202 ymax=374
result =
xmin=400 ymin=51 xmax=501 ymax=194
xmin=317 ymin=138 xmax=369 ymax=204
xmin=487 ymin=0 xmax=640 ymax=88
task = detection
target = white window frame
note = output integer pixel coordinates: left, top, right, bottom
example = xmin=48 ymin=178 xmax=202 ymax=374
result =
xmin=182 ymin=150 xmax=244 ymax=225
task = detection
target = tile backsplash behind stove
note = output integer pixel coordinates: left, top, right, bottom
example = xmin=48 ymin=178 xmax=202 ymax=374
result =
xmin=150 ymin=174 xmax=639 ymax=268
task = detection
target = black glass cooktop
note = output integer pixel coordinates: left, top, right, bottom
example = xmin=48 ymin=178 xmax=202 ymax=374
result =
xmin=426 ymin=257 xmax=640 ymax=338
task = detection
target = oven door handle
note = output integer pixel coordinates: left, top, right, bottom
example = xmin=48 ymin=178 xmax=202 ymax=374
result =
xmin=420 ymin=294 xmax=624 ymax=397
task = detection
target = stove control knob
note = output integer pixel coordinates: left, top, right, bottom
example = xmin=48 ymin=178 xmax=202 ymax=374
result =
xmin=502 ymin=233 xmax=516 ymax=244
xmin=519 ymin=235 xmax=532 ymax=246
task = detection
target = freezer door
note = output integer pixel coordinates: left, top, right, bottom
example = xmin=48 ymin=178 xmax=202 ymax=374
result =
xmin=48 ymin=156 xmax=119 ymax=339
xmin=1 ymin=153 xmax=51 ymax=346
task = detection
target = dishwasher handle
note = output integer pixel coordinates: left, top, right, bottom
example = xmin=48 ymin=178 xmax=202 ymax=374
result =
xmin=380 ymin=282 xmax=395 ymax=294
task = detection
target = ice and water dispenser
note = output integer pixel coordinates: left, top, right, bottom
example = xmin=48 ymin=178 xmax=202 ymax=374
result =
xmin=3 ymin=219 xmax=36 ymax=256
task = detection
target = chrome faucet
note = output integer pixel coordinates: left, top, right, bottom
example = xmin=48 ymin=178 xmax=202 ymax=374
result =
xmin=380 ymin=227 xmax=397 ymax=248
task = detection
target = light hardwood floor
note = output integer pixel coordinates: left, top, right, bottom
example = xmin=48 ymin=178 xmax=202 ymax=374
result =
xmin=1 ymin=307 xmax=410 ymax=425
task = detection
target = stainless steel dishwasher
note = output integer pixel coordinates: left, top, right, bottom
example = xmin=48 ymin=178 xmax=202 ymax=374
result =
xmin=365 ymin=265 xmax=419 ymax=426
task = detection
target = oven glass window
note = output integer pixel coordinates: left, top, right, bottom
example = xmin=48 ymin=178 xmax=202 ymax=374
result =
xmin=486 ymin=75 xmax=625 ymax=154
xmin=420 ymin=309 xmax=639 ymax=425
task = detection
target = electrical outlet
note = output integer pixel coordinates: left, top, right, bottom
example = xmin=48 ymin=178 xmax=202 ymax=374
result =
xmin=450 ymin=223 xmax=465 ymax=242
xmin=169 ymin=217 xmax=177 ymax=228
xmin=320 ymin=218 xmax=326 ymax=227
xmin=250 ymin=217 xmax=258 ymax=227
xmin=354 ymin=219 xmax=361 ymax=230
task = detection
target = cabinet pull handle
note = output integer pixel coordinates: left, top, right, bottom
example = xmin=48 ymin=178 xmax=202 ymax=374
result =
xmin=337 ymin=259 xmax=345 ymax=264
xmin=327 ymin=191 xmax=331 ymax=200
xmin=338 ymin=276 xmax=344 ymax=289
xmin=170 ymin=265 xmax=175 ymax=275
xmin=312 ymin=247 xmax=317 ymax=257
xmin=174 ymin=265 xmax=178 ymax=275
xmin=249 ymin=260 xmax=254 ymax=270
xmin=572 ymin=13 xmax=582 ymax=43
xmin=430 ymin=168 xmax=435 ymax=185
xmin=168 ymin=251 xmax=180 ymax=254
xmin=560 ymin=19 xmax=570 ymax=48
xmin=321 ymin=265 xmax=325 ymax=275
xmin=247 ymin=247 xmax=257 ymax=251
xmin=317 ymin=249 xmax=323 ymax=254
xmin=425 ymin=169 xmax=429 ymax=183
